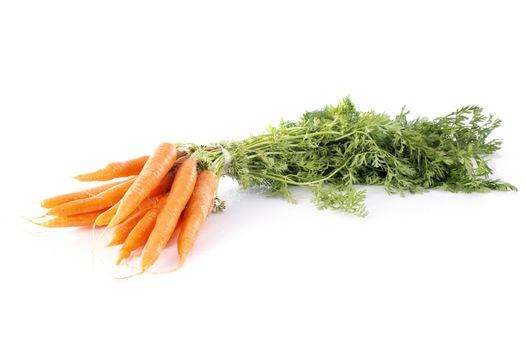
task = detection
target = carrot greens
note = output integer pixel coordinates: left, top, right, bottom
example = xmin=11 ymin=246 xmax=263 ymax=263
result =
xmin=191 ymin=97 xmax=516 ymax=216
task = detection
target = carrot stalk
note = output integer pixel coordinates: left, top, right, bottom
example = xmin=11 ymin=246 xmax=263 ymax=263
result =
xmin=177 ymin=171 xmax=218 ymax=267
xmin=140 ymin=158 xmax=197 ymax=271
xmin=40 ymin=178 xmax=130 ymax=209
xmin=73 ymin=155 xmax=149 ymax=181
xmin=46 ymin=177 xmax=135 ymax=217
xmin=108 ymin=143 xmax=179 ymax=228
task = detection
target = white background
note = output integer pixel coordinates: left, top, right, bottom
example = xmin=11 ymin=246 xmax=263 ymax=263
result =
xmin=1 ymin=1 xmax=525 ymax=349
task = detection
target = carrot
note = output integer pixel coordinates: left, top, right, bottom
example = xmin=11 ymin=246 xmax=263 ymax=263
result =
xmin=107 ymin=207 xmax=150 ymax=246
xmin=40 ymin=178 xmax=130 ymax=209
xmin=94 ymin=202 xmax=120 ymax=226
xmin=116 ymin=208 xmax=158 ymax=264
xmin=95 ymin=193 xmax=168 ymax=226
xmin=88 ymin=156 xmax=179 ymax=226
xmin=149 ymin=167 xmax=177 ymax=197
xmin=106 ymin=195 xmax=169 ymax=246
xmin=73 ymin=155 xmax=149 ymax=181
xmin=95 ymin=157 xmax=174 ymax=225
xmin=141 ymin=158 xmax=197 ymax=271
xmin=208 ymin=196 xmax=215 ymax=214
xmin=46 ymin=177 xmax=135 ymax=217
xmin=37 ymin=211 xmax=105 ymax=228
xmin=108 ymin=143 xmax=179 ymax=228
xmin=177 ymin=170 xmax=218 ymax=267
xmin=116 ymin=196 xmax=172 ymax=264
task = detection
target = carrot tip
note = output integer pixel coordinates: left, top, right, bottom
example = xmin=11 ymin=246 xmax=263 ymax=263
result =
xmin=29 ymin=214 xmax=46 ymax=222
xmin=141 ymin=259 xmax=153 ymax=272
xmin=116 ymin=251 xmax=130 ymax=265
xmin=177 ymin=255 xmax=186 ymax=269
xmin=19 ymin=214 xmax=46 ymax=227
xmin=114 ymin=270 xmax=144 ymax=280
xmin=107 ymin=240 xmax=119 ymax=247
xmin=71 ymin=175 xmax=91 ymax=181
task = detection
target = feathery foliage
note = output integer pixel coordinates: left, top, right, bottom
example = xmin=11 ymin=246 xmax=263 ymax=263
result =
xmin=187 ymin=97 xmax=516 ymax=216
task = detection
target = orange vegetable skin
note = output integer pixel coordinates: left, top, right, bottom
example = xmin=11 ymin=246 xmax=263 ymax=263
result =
xmin=94 ymin=170 xmax=175 ymax=226
xmin=140 ymin=158 xmax=197 ymax=271
xmin=46 ymin=177 xmax=135 ymax=217
xmin=37 ymin=211 xmax=106 ymax=228
xmin=73 ymin=155 xmax=149 ymax=181
xmin=108 ymin=143 xmax=179 ymax=228
xmin=177 ymin=171 xmax=218 ymax=266
xmin=116 ymin=208 xmax=159 ymax=264
xmin=107 ymin=207 xmax=150 ymax=246
xmin=40 ymin=178 xmax=130 ymax=209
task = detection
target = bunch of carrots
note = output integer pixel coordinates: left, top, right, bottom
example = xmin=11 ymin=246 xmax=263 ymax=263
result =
xmin=34 ymin=97 xmax=516 ymax=274
xmin=36 ymin=143 xmax=217 ymax=271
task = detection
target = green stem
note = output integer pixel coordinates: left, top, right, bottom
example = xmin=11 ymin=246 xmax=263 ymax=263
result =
xmin=247 ymin=157 xmax=351 ymax=186
xmin=245 ymin=130 xmax=342 ymax=151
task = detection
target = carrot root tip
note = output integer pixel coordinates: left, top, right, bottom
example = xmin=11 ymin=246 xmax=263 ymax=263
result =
xmin=114 ymin=270 xmax=144 ymax=280
xmin=26 ymin=214 xmax=46 ymax=223
xmin=177 ymin=255 xmax=186 ymax=269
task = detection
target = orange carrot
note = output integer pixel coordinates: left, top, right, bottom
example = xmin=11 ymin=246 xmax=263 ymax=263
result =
xmin=46 ymin=177 xmax=135 ymax=217
xmin=73 ymin=155 xmax=149 ymax=181
xmin=95 ymin=193 xmax=167 ymax=226
xmin=116 ymin=208 xmax=159 ymax=264
xmin=177 ymin=171 xmax=218 ymax=267
xmin=37 ymin=211 xmax=105 ymax=228
xmin=40 ymin=178 xmax=130 ymax=209
xmin=107 ymin=207 xmax=150 ymax=246
xmin=108 ymin=143 xmax=179 ymax=228
xmin=93 ymin=156 xmax=180 ymax=226
xmin=149 ymin=168 xmax=176 ymax=197
xmin=94 ymin=201 xmax=120 ymax=226
xmin=208 ymin=196 xmax=215 ymax=214
xmin=117 ymin=195 xmax=172 ymax=264
xmin=141 ymin=158 xmax=197 ymax=271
